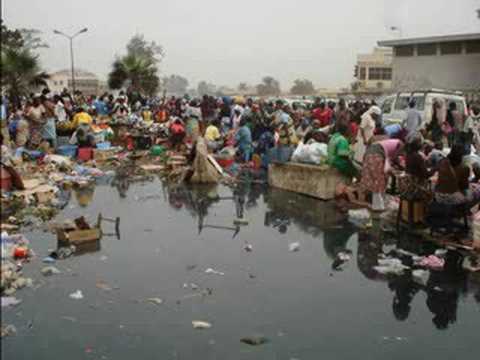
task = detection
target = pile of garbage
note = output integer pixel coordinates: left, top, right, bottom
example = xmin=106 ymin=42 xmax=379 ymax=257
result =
xmin=372 ymin=243 xmax=480 ymax=284
xmin=1 ymin=232 xmax=34 ymax=297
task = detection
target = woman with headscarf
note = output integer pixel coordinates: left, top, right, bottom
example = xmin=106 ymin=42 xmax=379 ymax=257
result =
xmin=353 ymin=106 xmax=382 ymax=164
xmin=434 ymin=144 xmax=470 ymax=206
xmin=25 ymin=95 xmax=46 ymax=148
xmin=427 ymin=98 xmax=446 ymax=144
xmin=358 ymin=138 xmax=404 ymax=211
xmin=399 ymin=135 xmax=433 ymax=202
xmin=235 ymin=117 xmax=252 ymax=162
xmin=334 ymin=99 xmax=351 ymax=135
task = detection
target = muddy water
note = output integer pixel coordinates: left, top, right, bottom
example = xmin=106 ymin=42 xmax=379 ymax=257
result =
xmin=2 ymin=178 xmax=479 ymax=360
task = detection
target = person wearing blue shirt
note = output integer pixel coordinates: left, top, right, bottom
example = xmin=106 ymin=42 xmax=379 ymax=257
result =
xmin=93 ymin=96 xmax=109 ymax=121
xmin=235 ymin=117 xmax=252 ymax=162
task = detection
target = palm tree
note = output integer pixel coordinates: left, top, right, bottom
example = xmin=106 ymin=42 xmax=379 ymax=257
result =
xmin=108 ymin=53 xmax=160 ymax=96
xmin=238 ymin=82 xmax=248 ymax=93
xmin=108 ymin=35 xmax=163 ymax=97
xmin=1 ymin=47 xmax=49 ymax=105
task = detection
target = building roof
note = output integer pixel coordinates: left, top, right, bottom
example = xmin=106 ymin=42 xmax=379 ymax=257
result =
xmin=378 ymin=32 xmax=480 ymax=47
xmin=50 ymin=69 xmax=98 ymax=79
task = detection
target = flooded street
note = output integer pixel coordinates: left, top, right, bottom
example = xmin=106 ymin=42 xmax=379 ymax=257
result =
xmin=2 ymin=179 xmax=479 ymax=360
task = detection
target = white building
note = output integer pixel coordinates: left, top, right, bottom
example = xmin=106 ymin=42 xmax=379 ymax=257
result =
xmin=354 ymin=47 xmax=393 ymax=92
xmin=378 ymin=33 xmax=480 ymax=96
xmin=46 ymin=69 xmax=102 ymax=95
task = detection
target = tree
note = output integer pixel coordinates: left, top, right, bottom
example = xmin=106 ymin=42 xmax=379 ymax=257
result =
xmin=237 ymin=82 xmax=248 ymax=93
xmin=108 ymin=34 xmax=164 ymax=96
xmin=256 ymin=76 xmax=281 ymax=96
xmin=162 ymin=74 xmax=189 ymax=95
xmin=0 ymin=24 xmax=49 ymax=106
xmin=350 ymin=81 xmax=362 ymax=93
xmin=290 ymin=79 xmax=315 ymax=95
xmin=197 ymin=81 xmax=216 ymax=96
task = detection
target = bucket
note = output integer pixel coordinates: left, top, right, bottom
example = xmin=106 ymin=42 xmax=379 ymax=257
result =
xmin=57 ymin=145 xmax=78 ymax=158
xmin=215 ymin=157 xmax=234 ymax=168
xmin=96 ymin=142 xmax=111 ymax=150
xmin=0 ymin=166 xmax=12 ymax=191
xmin=27 ymin=150 xmax=43 ymax=159
xmin=150 ymin=145 xmax=165 ymax=156
xmin=77 ymin=147 xmax=93 ymax=161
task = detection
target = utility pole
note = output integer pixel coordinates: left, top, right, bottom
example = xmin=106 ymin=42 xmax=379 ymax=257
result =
xmin=53 ymin=28 xmax=88 ymax=94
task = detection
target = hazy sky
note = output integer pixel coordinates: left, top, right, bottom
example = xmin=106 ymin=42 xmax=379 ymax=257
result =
xmin=4 ymin=0 xmax=479 ymax=89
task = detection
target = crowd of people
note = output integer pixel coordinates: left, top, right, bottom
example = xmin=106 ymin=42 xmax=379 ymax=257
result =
xmin=2 ymin=87 xmax=480 ymax=216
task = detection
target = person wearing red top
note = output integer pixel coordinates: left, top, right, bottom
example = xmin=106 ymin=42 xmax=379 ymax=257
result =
xmin=169 ymin=118 xmax=186 ymax=150
xmin=312 ymin=103 xmax=332 ymax=128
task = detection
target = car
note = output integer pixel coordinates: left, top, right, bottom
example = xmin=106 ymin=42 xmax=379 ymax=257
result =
xmin=381 ymin=89 xmax=468 ymax=127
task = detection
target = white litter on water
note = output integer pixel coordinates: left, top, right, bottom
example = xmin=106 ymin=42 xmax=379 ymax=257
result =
xmin=205 ymin=268 xmax=225 ymax=276
xmin=192 ymin=321 xmax=212 ymax=329
xmin=146 ymin=297 xmax=163 ymax=305
xmin=289 ymin=242 xmax=300 ymax=252
xmin=1 ymin=297 xmax=22 ymax=307
xmin=69 ymin=290 xmax=84 ymax=300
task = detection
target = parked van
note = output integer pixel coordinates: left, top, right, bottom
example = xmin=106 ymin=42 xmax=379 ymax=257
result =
xmin=381 ymin=89 xmax=468 ymax=127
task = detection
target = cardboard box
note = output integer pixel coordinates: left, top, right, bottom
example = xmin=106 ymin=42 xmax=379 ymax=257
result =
xmin=57 ymin=228 xmax=102 ymax=245
xmin=93 ymin=149 xmax=117 ymax=161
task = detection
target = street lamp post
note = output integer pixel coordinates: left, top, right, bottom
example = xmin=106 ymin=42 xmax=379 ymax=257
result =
xmin=389 ymin=26 xmax=403 ymax=38
xmin=53 ymin=28 xmax=88 ymax=94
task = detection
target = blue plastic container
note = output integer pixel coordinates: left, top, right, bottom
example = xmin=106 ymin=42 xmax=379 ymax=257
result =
xmin=268 ymin=146 xmax=293 ymax=164
xmin=57 ymin=145 xmax=78 ymax=158
xmin=96 ymin=142 xmax=111 ymax=150
xmin=27 ymin=150 xmax=43 ymax=159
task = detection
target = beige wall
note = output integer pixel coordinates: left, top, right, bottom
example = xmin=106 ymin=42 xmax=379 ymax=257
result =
xmin=392 ymin=53 xmax=480 ymax=91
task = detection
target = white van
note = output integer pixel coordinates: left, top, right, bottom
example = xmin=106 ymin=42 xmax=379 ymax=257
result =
xmin=381 ymin=89 xmax=468 ymax=127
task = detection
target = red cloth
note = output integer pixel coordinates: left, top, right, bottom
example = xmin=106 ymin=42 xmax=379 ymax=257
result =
xmin=350 ymin=122 xmax=359 ymax=138
xmin=312 ymin=108 xmax=332 ymax=127
xmin=170 ymin=122 xmax=185 ymax=135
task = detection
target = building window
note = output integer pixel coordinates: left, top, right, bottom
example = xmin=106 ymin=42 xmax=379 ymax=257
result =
xmin=59 ymin=80 xmax=63 ymax=85
xmin=440 ymin=41 xmax=462 ymax=55
xmin=395 ymin=45 xmax=414 ymax=57
xmin=53 ymin=81 xmax=58 ymax=86
xmin=417 ymin=43 xmax=437 ymax=56
xmin=368 ymin=67 xmax=392 ymax=81
xmin=359 ymin=67 xmax=366 ymax=80
xmin=466 ymin=40 xmax=480 ymax=54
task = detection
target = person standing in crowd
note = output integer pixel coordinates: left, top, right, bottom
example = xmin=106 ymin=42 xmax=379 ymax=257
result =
xmin=335 ymin=99 xmax=350 ymax=134
xmin=54 ymin=95 xmax=67 ymax=124
xmin=70 ymin=107 xmax=94 ymax=148
xmin=434 ymin=144 xmax=470 ymax=206
xmin=111 ymin=96 xmax=130 ymax=123
xmin=205 ymin=119 xmax=222 ymax=152
xmin=428 ymin=98 xmax=446 ymax=144
xmin=169 ymin=117 xmax=186 ymax=151
xmin=232 ymin=105 xmax=243 ymax=129
xmin=402 ymin=99 xmax=422 ymax=143
xmin=41 ymin=91 xmax=57 ymax=148
xmin=24 ymin=95 xmax=46 ymax=148
xmin=94 ymin=95 xmax=109 ymax=123
xmin=10 ymin=107 xmax=29 ymax=148
xmin=460 ymin=104 xmax=480 ymax=154
xmin=357 ymin=138 xmax=404 ymax=211
xmin=400 ymin=136 xmax=432 ymax=202
xmin=327 ymin=123 xmax=356 ymax=178
xmin=312 ymin=102 xmax=332 ymax=128
xmin=446 ymin=102 xmax=463 ymax=147
xmin=235 ymin=117 xmax=252 ymax=162
xmin=354 ymin=106 xmax=381 ymax=164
